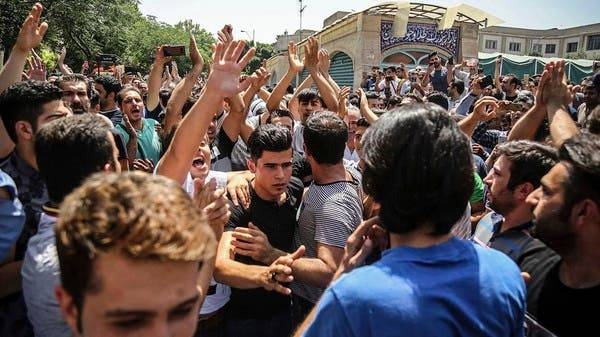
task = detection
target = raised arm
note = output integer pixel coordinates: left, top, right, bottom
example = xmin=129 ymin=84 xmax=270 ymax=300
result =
xmin=288 ymin=75 xmax=314 ymax=121
xmin=56 ymin=47 xmax=73 ymax=76
xmin=357 ymin=88 xmax=379 ymax=124
xmin=543 ymin=60 xmax=579 ymax=147
xmin=162 ymin=34 xmax=204 ymax=133
xmin=318 ymin=49 xmax=340 ymax=94
xmin=508 ymin=72 xmax=547 ymax=141
xmin=146 ymin=46 xmax=172 ymax=112
xmin=266 ymin=42 xmax=304 ymax=112
xmin=458 ymin=97 xmax=499 ymax=138
xmin=494 ymin=56 xmax=502 ymax=89
xmin=304 ymin=37 xmax=338 ymax=112
xmin=0 ymin=3 xmax=47 ymax=93
xmin=156 ymin=40 xmax=255 ymax=185
xmin=0 ymin=3 xmax=47 ymax=158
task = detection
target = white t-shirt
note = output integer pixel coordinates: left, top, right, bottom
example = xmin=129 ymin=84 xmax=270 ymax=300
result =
xmin=182 ymin=170 xmax=230 ymax=315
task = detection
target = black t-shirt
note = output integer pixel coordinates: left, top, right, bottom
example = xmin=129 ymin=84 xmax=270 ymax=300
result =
xmin=225 ymin=177 xmax=304 ymax=318
xmin=506 ymin=93 xmax=519 ymax=102
xmin=524 ymin=256 xmax=600 ymax=337
xmin=211 ymin=130 xmax=237 ymax=172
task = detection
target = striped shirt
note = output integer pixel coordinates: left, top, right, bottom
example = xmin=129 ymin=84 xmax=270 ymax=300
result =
xmin=292 ymin=167 xmax=363 ymax=303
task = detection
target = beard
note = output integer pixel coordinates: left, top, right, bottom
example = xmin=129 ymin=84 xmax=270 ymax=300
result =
xmin=532 ymin=204 xmax=576 ymax=255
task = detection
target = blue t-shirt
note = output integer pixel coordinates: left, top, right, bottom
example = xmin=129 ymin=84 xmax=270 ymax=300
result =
xmin=303 ymin=237 xmax=526 ymax=337
xmin=116 ymin=118 xmax=162 ymax=164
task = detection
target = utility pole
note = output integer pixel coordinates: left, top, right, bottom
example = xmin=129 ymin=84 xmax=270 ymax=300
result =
xmin=297 ymin=0 xmax=307 ymax=87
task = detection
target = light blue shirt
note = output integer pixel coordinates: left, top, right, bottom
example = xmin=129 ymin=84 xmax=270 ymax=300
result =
xmin=22 ymin=213 xmax=71 ymax=337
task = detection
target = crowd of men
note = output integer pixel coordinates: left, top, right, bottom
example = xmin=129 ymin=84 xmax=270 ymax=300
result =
xmin=0 ymin=3 xmax=599 ymax=337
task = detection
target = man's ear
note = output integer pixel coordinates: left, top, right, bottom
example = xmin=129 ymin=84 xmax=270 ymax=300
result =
xmin=55 ymin=285 xmax=81 ymax=335
xmin=515 ymin=182 xmax=535 ymax=202
xmin=247 ymin=159 xmax=256 ymax=173
xmin=15 ymin=121 xmax=35 ymax=142
xmin=572 ymin=199 xmax=600 ymax=230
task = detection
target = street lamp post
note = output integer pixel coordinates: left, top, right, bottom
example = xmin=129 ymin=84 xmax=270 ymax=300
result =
xmin=241 ymin=29 xmax=255 ymax=47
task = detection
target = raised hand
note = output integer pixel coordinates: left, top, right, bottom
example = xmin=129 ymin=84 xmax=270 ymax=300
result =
xmin=334 ymin=217 xmax=384 ymax=279
xmin=250 ymin=67 xmax=271 ymax=90
xmin=226 ymin=174 xmax=250 ymax=208
xmin=217 ymin=24 xmax=234 ymax=51
xmin=206 ymin=40 xmax=256 ymax=98
xmin=318 ymin=48 xmax=331 ymax=74
xmin=539 ymin=61 xmax=571 ymax=108
xmin=194 ymin=178 xmax=230 ymax=241
xmin=189 ymin=33 xmax=204 ymax=70
xmin=122 ymin=113 xmax=137 ymax=137
xmin=27 ymin=49 xmax=46 ymax=81
xmin=15 ymin=3 xmax=48 ymax=53
xmin=155 ymin=45 xmax=172 ymax=66
xmin=303 ymin=37 xmax=319 ymax=71
xmin=472 ymin=97 xmax=500 ymax=122
xmin=287 ymin=41 xmax=304 ymax=73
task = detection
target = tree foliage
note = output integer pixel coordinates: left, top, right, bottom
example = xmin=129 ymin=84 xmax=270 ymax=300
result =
xmin=0 ymin=0 xmax=216 ymax=74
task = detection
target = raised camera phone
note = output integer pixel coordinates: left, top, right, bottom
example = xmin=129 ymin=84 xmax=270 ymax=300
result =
xmin=163 ymin=45 xmax=186 ymax=57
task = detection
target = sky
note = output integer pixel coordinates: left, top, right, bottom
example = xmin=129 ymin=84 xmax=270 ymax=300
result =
xmin=138 ymin=0 xmax=598 ymax=44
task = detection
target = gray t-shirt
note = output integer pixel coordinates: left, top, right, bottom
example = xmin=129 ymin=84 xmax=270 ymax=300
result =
xmin=291 ymin=167 xmax=363 ymax=303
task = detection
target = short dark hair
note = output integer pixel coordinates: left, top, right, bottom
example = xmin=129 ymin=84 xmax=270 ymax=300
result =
xmin=297 ymin=88 xmax=321 ymax=104
xmin=559 ymin=132 xmax=600 ymax=213
xmin=361 ymin=103 xmax=473 ymax=235
xmin=495 ymin=140 xmax=558 ymax=190
xmin=94 ymin=75 xmax=122 ymax=100
xmin=0 ymin=81 xmax=63 ymax=142
xmin=303 ymin=111 xmax=347 ymax=165
xmin=116 ymin=87 xmax=142 ymax=106
xmin=89 ymin=88 xmax=100 ymax=107
xmin=356 ymin=117 xmax=370 ymax=128
xmin=159 ymin=88 xmax=172 ymax=107
xmin=35 ymin=114 xmax=113 ymax=203
xmin=267 ymin=109 xmax=295 ymax=126
xmin=248 ymin=124 xmax=292 ymax=161
xmin=451 ymin=80 xmax=465 ymax=95
xmin=55 ymin=73 xmax=89 ymax=90
xmin=426 ymin=92 xmax=449 ymax=111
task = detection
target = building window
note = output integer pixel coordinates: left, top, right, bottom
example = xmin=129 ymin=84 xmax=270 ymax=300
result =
xmin=532 ymin=44 xmax=542 ymax=54
xmin=509 ymin=42 xmax=521 ymax=52
xmin=587 ymin=35 xmax=600 ymax=50
xmin=567 ymin=42 xmax=578 ymax=53
xmin=545 ymin=44 xmax=556 ymax=54
xmin=485 ymin=40 xmax=497 ymax=49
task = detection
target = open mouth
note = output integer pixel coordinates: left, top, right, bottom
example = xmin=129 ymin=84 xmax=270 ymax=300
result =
xmin=192 ymin=156 xmax=206 ymax=168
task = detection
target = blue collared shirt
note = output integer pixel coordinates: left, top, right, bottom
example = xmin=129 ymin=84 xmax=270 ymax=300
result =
xmin=0 ymin=170 xmax=25 ymax=261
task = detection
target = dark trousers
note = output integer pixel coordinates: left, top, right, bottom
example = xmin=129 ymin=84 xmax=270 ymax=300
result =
xmin=225 ymin=309 xmax=292 ymax=337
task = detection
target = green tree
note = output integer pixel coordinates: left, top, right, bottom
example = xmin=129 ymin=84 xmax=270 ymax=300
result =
xmin=245 ymin=41 xmax=275 ymax=74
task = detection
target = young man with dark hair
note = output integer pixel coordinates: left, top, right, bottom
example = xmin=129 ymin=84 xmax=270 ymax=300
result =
xmin=290 ymin=111 xmax=363 ymax=320
xmin=215 ymin=124 xmax=304 ymax=337
xmin=0 ymin=80 xmax=70 ymax=262
xmin=54 ymin=172 xmax=217 ymax=337
xmin=93 ymin=75 xmax=123 ymax=125
xmin=115 ymin=87 xmax=162 ymax=166
xmin=21 ymin=114 xmax=120 ymax=337
xmin=502 ymin=74 xmax=521 ymax=102
xmin=54 ymin=74 xmax=91 ymax=114
xmin=295 ymin=103 xmax=526 ymax=336
xmin=475 ymin=140 xmax=558 ymax=264
xmin=524 ymin=132 xmax=600 ymax=336
xmin=448 ymin=79 xmax=466 ymax=111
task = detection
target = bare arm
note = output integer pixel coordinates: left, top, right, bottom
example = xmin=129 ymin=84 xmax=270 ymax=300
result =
xmin=147 ymin=46 xmax=172 ymax=112
xmin=458 ymin=97 xmax=499 ymax=138
xmin=156 ymin=40 xmax=255 ymax=185
xmin=357 ymin=88 xmax=379 ymax=124
xmin=507 ymin=105 xmax=547 ymax=141
xmin=162 ymin=35 xmax=204 ymax=133
xmin=0 ymin=4 xmax=48 ymax=158
xmin=494 ymin=57 xmax=502 ymax=89
xmin=304 ymin=37 xmax=338 ymax=112
xmin=541 ymin=61 xmax=579 ymax=147
xmin=56 ymin=47 xmax=73 ymax=75
xmin=290 ymin=243 xmax=343 ymax=288
xmin=266 ymin=42 xmax=304 ymax=112
xmin=318 ymin=49 xmax=340 ymax=94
